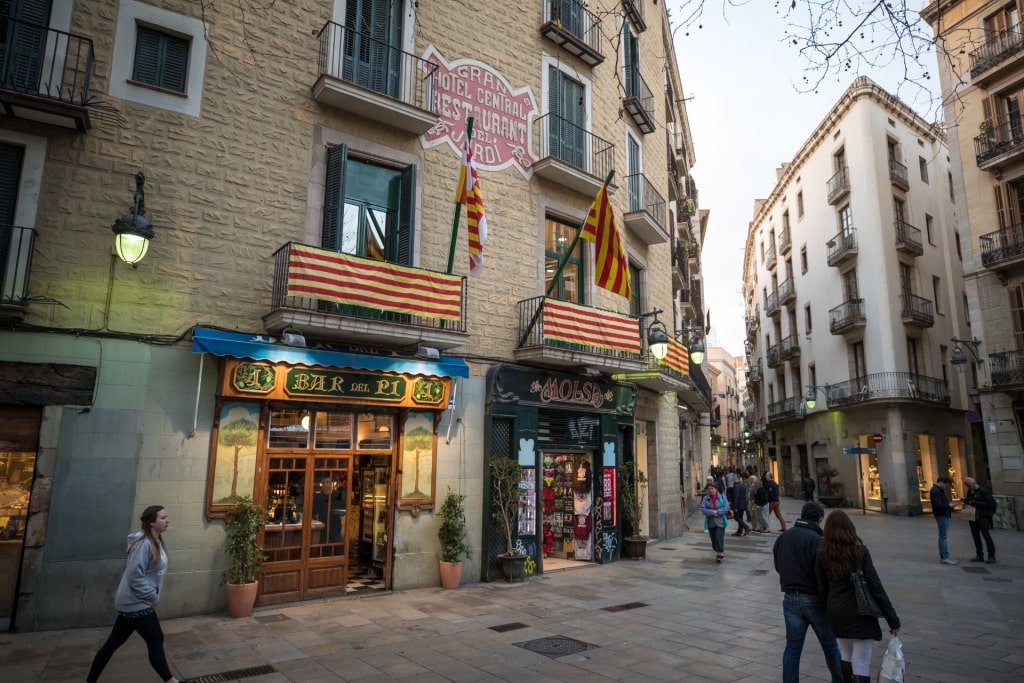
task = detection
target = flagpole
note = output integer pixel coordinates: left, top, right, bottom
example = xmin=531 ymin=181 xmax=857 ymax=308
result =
xmin=446 ymin=117 xmax=475 ymax=275
xmin=517 ymin=169 xmax=615 ymax=348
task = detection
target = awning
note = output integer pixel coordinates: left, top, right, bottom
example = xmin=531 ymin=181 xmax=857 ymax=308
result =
xmin=192 ymin=327 xmax=469 ymax=378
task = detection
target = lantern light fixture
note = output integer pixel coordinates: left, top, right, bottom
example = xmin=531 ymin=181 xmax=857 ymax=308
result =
xmin=111 ymin=171 xmax=154 ymax=266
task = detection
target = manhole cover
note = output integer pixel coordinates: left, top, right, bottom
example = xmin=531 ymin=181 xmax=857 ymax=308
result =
xmin=657 ymin=547 xmax=677 ymax=551
xmin=602 ymin=602 xmax=648 ymax=612
xmin=186 ymin=665 xmax=277 ymax=683
xmin=515 ymin=635 xmax=597 ymax=658
xmin=962 ymin=566 xmax=991 ymax=574
xmin=490 ymin=622 xmax=528 ymax=632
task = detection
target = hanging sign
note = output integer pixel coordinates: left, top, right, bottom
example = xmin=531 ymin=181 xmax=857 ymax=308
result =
xmin=420 ymin=45 xmax=537 ymax=177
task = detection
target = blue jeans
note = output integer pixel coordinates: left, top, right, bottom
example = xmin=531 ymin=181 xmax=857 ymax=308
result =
xmin=935 ymin=514 xmax=951 ymax=560
xmin=782 ymin=592 xmax=843 ymax=683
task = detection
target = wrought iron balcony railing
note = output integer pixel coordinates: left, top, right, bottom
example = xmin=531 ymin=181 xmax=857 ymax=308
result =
xmin=825 ymin=372 xmax=949 ymax=408
xmin=826 ymin=165 xmax=850 ymax=204
xmin=765 ymin=244 xmax=777 ymax=270
xmin=829 ymin=298 xmax=866 ymax=334
xmin=778 ymin=278 xmax=796 ymax=306
xmin=0 ymin=224 xmax=35 ymax=313
xmin=970 ymin=28 xmax=1024 ymax=78
xmin=990 ymin=349 xmax=1024 ymax=387
xmin=764 ymin=289 xmax=780 ymax=318
xmin=768 ymin=396 xmax=804 ymax=421
xmin=778 ymin=226 xmax=791 ymax=254
xmin=826 ymin=228 xmax=857 ymax=266
xmin=778 ymin=334 xmax=800 ymax=361
xmin=622 ymin=65 xmax=655 ymax=133
xmin=979 ymin=223 xmax=1024 ymax=268
xmin=534 ymin=112 xmax=614 ymax=179
xmin=894 ymin=219 xmax=923 ymax=256
xmin=975 ymin=119 xmax=1024 ymax=166
xmin=889 ymin=158 xmax=909 ymax=190
xmin=625 ymin=172 xmax=665 ymax=227
xmin=540 ymin=0 xmax=605 ymax=66
xmin=515 ymin=295 xmax=644 ymax=361
xmin=900 ymin=292 xmax=934 ymax=327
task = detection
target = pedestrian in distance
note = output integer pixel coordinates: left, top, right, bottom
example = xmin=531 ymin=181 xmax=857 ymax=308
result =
xmin=725 ymin=467 xmax=737 ymax=508
xmin=929 ymin=475 xmax=958 ymax=565
xmin=764 ymin=471 xmax=787 ymax=531
xmin=815 ymin=509 xmax=900 ymax=683
xmin=731 ymin=473 xmax=751 ymax=537
xmin=87 ymin=505 xmax=182 ymax=683
xmin=963 ymin=476 xmax=997 ymax=564
xmin=749 ymin=475 xmax=770 ymax=532
xmin=802 ymin=472 xmax=817 ymax=502
xmin=772 ymin=502 xmax=844 ymax=683
xmin=701 ymin=480 xmax=731 ymax=563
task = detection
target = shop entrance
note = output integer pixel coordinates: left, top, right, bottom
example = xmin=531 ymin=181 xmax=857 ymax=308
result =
xmin=541 ymin=452 xmax=595 ymax=563
xmin=0 ymin=406 xmax=39 ymax=632
xmin=259 ymin=406 xmax=393 ymax=604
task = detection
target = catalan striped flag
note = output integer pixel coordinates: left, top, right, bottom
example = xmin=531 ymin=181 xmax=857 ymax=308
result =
xmin=456 ymin=139 xmax=488 ymax=277
xmin=581 ymin=181 xmax=630 ymax=298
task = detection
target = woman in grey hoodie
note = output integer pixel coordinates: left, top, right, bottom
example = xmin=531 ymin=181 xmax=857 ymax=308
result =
xmin=86 ymin=505 xmax=180 ymax=683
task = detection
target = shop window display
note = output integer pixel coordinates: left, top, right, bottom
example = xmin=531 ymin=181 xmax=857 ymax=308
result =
xmin=541 ymin=454 xmax=594 ymax=561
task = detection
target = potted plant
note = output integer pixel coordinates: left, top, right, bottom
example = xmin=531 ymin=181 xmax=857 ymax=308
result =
xmin=490 ymin=456 xmax=527 ymax=582
xmin=818 ymin=466 xmax=844 ymax=507
xmin=224 ymin=495 xmax=265 ymax=617
xmin=437 ymin=488 xmax=471 ymax=589
xmin=619 ymin=468 xmax=649 ymax=560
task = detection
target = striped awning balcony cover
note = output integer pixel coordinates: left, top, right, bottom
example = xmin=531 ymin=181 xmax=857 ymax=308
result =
xmin=540 ymin=298 xmax=641 ymax=354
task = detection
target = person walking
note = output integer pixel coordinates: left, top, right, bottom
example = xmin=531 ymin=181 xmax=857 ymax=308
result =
xmin=815 ymin=510 xmax=900 ymax=683
xmin=86 ymin=505 xmax=182 ymax=683
xmin=772 ymin=502 xmax=843 ymax=683
xmin=725 ymin=467 xmax=738 ymax=508
xmin=750 ymin=475 xmax=770 ymax=532
xmin=764 ymin=471 xmax=787 ymax=531
xmin=963 ymin=476 xmax=997 ymax=564
xmin=802 ymin=472 xmax=817 ymax=502
xmin=701 ymin=481 xmax=731 ymax=563
xmin=731 ymin=473 xmax=751 ymax=537
xmin=929 ymin=475 xmax=958 ymax=565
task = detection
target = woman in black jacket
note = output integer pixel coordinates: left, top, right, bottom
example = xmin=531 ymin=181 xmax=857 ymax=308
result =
xmin=815 ymin=510 xmax=900 ymax=683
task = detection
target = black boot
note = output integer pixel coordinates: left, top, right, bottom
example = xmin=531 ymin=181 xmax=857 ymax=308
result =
xmin=841 ymin=660 xmax=853 ymax=683
xmin=970 ymin=554 xmax=985 ymax=562
xmin=853 ymin=676 xmax=871 ymax=683
xmin=986 ymin=554 xmax=996 ymax=564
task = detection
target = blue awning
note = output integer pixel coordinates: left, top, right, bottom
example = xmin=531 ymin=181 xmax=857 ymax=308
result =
xmin=192 ymin=327 xmax=469 ymax=378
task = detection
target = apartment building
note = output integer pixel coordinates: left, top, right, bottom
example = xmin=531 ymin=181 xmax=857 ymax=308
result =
xmin=742 ymin=77 xmax=975 ymax=513
xmin=923 ymin=0 xmax=1024 ymax=530
xmin=706 ymin=346 xmax=742 ymax=469
xmin=0 ymin=1 xmax=711 ymax=630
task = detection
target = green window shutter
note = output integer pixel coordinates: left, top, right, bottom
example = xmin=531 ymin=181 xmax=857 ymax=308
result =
xmin=161 ymin=35 xmax=189 ymax=92
xmin=396 ymin=163 xmax=415 ymax=266
xmin=132 ymin=28 xmax=162 ymax=86
xmin=322 ymin=144 xmax=348 ymax=252
xmin=133 ymin=27 xmax=189 ymax=93
xmin=0 ymin=142 xmax=25 ymax=226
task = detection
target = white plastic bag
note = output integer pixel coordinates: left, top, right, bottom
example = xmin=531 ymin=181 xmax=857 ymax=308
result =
xmin=878 ymin=635 xmax=905 ymax=683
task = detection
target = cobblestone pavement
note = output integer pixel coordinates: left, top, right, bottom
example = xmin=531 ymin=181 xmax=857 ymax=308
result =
xmin=2 ymin=498 xmax=1021 ymax=682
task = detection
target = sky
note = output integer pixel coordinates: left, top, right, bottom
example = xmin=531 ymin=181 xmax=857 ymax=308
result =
xmin=668 ymin=1 xmax=942 ymax=360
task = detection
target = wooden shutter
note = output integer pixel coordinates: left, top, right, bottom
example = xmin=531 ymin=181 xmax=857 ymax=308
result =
xmin=1009 ymin=284 xmax=1024 ymax=351
xmin=995 ymin=183 xmax=1010 ymax=229
xmin=132 ymin=28 xmax=161 ymax=85
xmin=161 ymin=34 xmax=189 ymax=92
xmin=0 ymin=142 xmax=25 ymax=226
xmin=396 ymin=163 xmax=415 ymax=266
xmin=2 ymin=0 xmax=52 ymax=91
xmin=322 ymin=144 xmax=347 ymax=251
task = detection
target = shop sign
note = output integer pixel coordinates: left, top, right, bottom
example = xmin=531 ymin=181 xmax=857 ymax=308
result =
xmin=286 ymin=369 xmax=407 ymax=401
xmin=420 ymin=45 xmax=537 ymax=178
xmin=488 ymin=365 xmax=636 ymax=414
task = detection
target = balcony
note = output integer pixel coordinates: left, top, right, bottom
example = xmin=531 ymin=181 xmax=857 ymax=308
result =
xmin=312 ymin=21 xmax=439 ymax=135
xmin=900 ymin=292 xmax=934 ymax=328
xmin=672 ymin=241 xmax=689 ymax=289
xmin=894 ymin=219 xmax=923 ymax=257
xmin=825 ymin=372 xmax=950 ymax=408
xmin=990 ymin=350 xmax=1024 ymax=388
xmin=264 ymin=242 xmax=468 ymax=350
xmin=532 ymin=112 xmax=614 ymax=197
xmin=745 ymin=309 xmax=760 ymax=340
xmin=0 ymin=18 xmax=94 ymax=132
xmin=622 ymin=66 xmax=655 ymax=134
xmin=689 ymin=279 xmax=704 ymax=329
xmin=0 ymin=224 xmax=35 ymax=320
xmin=766 ymin=343 xmax=782 ymax=369
xmin=765 ymin=244 xmax=777 ymax=270
xmin=889 ymin=158 xmax=909 ymax=190
xmin=764 ymin=289 xmax=780 ymax=318
xmin=826 ymin=166 xmax=850 ymax=205
xmin=514 ymin=296 xmax=646 ymax=375
xmin=623 ymin=173 xmax=667 ymax=244
xmin=778 ymin=334 xmax=800 ymax=362
xmin=778 ymin=226 xmax=791 ymax=254
xmin=627 ymin=339 xmax=711 ymax=410
xmin=980 ymin=223 xmax=1024 ymax=270
xmin=829 ymin=298 xmax=866 ymax=336
xmin=826 ymin=228 xmax=857 ymax=267
xmin=539 ymin=0 xmax=605 ymax=66
xmin=748 ymin=360 xmax=762 ymax=385
xmin=622 ymin=0 xmax=647 ymax=32
xmin=778 ymin=278 xmax=796 ymax=308
xmin=767 ymin=396 xmax=804 ymax=423
xmin=969 ymin=28 xmax=1024 ymax=85
xmin=975 ymin=119 xmax=1024 ymax=171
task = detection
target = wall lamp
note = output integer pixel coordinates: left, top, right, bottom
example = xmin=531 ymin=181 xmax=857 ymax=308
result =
xmin=950 ymin=337 xmax=982 ymax=373
xmin=677 ymin=325 xmax=705 ymax=366
xmin=804 ymin=384 xmax=830 ymax=410
xmin=111 ymin=171 xmax=154 ymax=266
xmin=638 ymin=308 xmax=670 ymax=360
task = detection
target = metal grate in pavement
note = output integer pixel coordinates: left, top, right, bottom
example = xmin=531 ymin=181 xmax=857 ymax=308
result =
xmin=490 ymin=622 xmax=528 ymax=632
xmin=515 ymin=635 xmax=597 ymax=658
xmin=185 ymin=665 xmax=277 ymax=682
xmin=602 ymin=601 xmax=648 ymax=612
xmin=983 ymin=577 xmax=1011 ymax=583
xmin=962 ymin=566 xmax=991 ymax=574
xmin=657 ymin=547 xmax=677 ymax=551
xmin=254 ymin=613 xmax=288 ymax=624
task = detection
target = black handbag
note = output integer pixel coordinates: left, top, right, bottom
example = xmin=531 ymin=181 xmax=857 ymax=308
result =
xmin=850 ymin=565 xmax=884 ymax=617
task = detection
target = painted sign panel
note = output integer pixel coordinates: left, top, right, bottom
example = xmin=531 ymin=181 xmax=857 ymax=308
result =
xmin=420 ymin=45 xmax=537 ymax=177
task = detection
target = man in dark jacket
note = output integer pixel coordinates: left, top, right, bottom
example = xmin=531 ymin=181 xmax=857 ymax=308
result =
xmin=730 ymin=474 xmax=751 ymax=537
xmin=764 ymin=471 xmax=787 ymax=531
xmin=773 ymin=502 xmax=843 ymax=683
xmin=929 ymin=475 xmax=957 ymax=565
xmin=963 ymin=477 xmax=997 ymax=563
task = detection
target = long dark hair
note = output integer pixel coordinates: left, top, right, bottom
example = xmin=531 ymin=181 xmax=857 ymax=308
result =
xmin=821 ymin=509 xmax=864 ymax=578
xmin=140 ymin=505 xmax=167 ymax=566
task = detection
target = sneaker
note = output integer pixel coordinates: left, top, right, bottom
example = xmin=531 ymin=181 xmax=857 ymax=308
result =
xmin=970 ymin=556 xmax=985 ymax=562
xmin=715 ymin=553 xmax=724 ymax=563
xmin=941 ymin=558 xmax=958 ymax=565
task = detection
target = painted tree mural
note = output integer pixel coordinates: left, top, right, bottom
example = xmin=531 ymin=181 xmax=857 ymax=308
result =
xmin=218 ymin=415 xmax=258 ymax=501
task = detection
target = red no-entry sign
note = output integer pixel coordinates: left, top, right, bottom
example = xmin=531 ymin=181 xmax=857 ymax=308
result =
xmin=871 ymin=433 xmax=884 ymax=443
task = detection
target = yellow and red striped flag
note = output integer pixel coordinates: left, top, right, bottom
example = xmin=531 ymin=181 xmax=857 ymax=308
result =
xmin=581 ymin=182 xmax=630 ymax=298
xmin=456 ymin=140 xmax=488 ymax=277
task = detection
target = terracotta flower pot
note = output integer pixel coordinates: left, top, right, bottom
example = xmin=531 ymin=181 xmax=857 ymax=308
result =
xmin=225 ymin=580 xmax=258 ymax=618
xmin=439 ymin=560 xmax=463 ymax=589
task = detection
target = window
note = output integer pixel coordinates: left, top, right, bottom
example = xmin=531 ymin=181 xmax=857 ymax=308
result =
xmin=919 ymin=156 xmax=929 ymax=183
xmin=907 ymin=337 xmax=920 ymax=376
xmin=547 ymin=65 xmax=586 ymax=168
xmin=1009 ymin=284 xmax=1024 ymax=351
xmin=797 ymin=191 xmax=804 ymax=217
xmin=342 ymin=0 xmax=403 ymax=97
xmin=545 ymin=217 xmax=583 ymax=303
xmin=110 ymin=0 xmax=208 ymax=116
xmin=322 ymin=145 xmax=415 ymax=265
xmin=131 ymin=26 xmax=189 ymax=93
xmin=948 ymin=171 xmax=954 ymax=202
xmin=804 ymin=304 xmax=812 ymax=335
xmin=933 ymin=276 xmax=942 ymax=314
xmin=893 ymin=197 xmax=906 ymax=226
xmin=626 ymin=133 xmax=642 ymax=212
xmin=622 ymin=21 xmax=640 ymax=100
xmin=852 ymin=341 xmax=866 ymax=382
xmin=925 ymin=214 xmax=934 ymax=245
xmin=842 ymin=268 xmax=859 ymax=300
xmin=899 ymin=262 xmax=915 ymax=296
xmin=839 ymin=204 xmax=853 ymax=237
xmin=800 ymin=247 xmax=807 ymax=274
xmin=628 ymin=262 xmax=642 ymax=316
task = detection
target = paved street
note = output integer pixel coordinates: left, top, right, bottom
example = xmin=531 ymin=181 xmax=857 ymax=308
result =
xmin=2 ymin=497 xmax=1021 ymax=683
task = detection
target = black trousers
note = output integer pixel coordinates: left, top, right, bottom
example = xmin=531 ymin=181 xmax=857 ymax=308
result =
xmin=969 ymin=517 xmax=996 ymax=558
xmin=87 ymin=609 xmax=173 ymax=682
